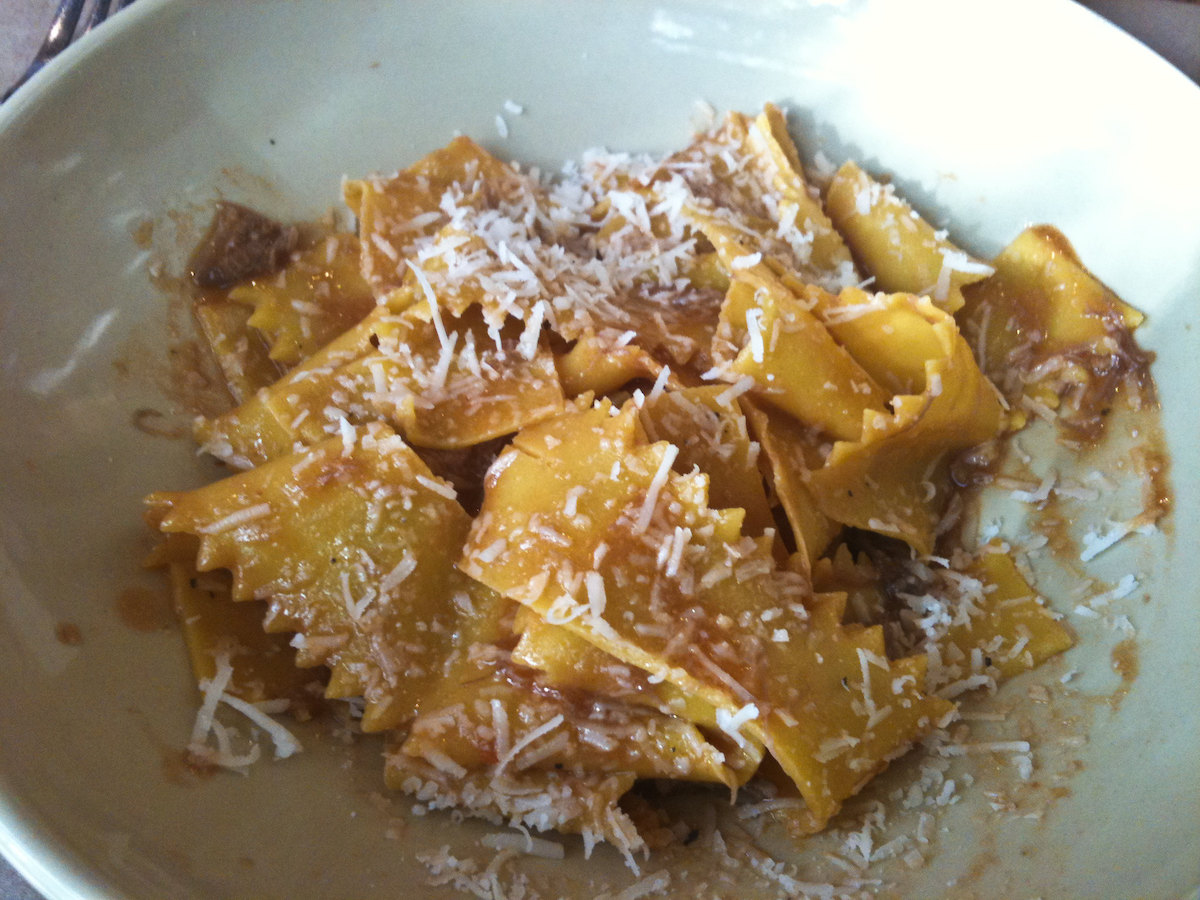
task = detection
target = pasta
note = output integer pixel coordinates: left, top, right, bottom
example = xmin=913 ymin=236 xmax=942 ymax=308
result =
xmin=146 ymin=105 xmax=1155 ymax=866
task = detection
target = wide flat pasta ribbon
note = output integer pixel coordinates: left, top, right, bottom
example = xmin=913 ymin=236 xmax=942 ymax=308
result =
xmin=825 ymin=161 xmax=993 ymax=314
xmin=345 ymin=136 xmax=531 ymax=298
xmin=148 ymin=423 xmax=497 ymax=732
xmin=554 ymin=329 xmax=667 ymax=399
xmin=668 ymin=104 xmax=858 ymax=292
xmin=740 ymin=397 xmax=841 ymax=571
xmin=144 ymin=532 xmax=322 ymax=708
xmin=706 ymin=262 xmax=887 ymax=443
xmin=805 ymin=290 xmax=1004 ymax=555
xmin=813 ymin=542 xmax=1073 ymax=694
xmin=509 ymin=609 xmax=765 ymax=784
xmin=936 ymin=545 xmax=1074 ymax=687
xmin=395 ymin=618 xmax=737 ymax=783
xmin=228 ymin=232 xmax=374 ymax=366
xmin=958 ymin=225 xmax=1147 ymax=437
xmin=196 ymin=299 xmax=565 ymax=466
xmin=461 ymin=401 xmax=953 ymax=830
xmin=638 ymin=385 xmax=775 ymax=539
xmin=386 ymin=595 xmax=742 ymax=861
xmin=193 ymin=298 xmax=284 ymax=404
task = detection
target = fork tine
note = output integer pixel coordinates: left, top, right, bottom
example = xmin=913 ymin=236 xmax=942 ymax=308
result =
xmin=1 ymin=0 xmax=88 ymax=102
xmin=35 ymin=0 xmax=88 ymax=60
xmin=83 ymin=0 xmax=119 ymax=33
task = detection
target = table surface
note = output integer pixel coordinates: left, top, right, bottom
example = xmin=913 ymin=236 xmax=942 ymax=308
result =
xmin=1 ymin=0 xmax=1198 ymax=897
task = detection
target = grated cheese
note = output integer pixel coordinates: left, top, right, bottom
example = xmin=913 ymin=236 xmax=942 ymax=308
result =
xmin=480 ymin=830 xmax=564 ymax=860
xmin=1080 ymin=518 xmax=1156 ymax=562
xmin=494 ymin=714 xmax=565 ymax=775
xmin=744 ymin=307 xmax=766 ymax=363
xmin=634 ymin=444 xmax=678 ymax=534
xmin=715 ymin=702 xmax=759 ymax=750
xmin=585 ymin=570 xmax=608 ymax=620
xmin=715 ymin=375 xmax=755 ymax=405
xmin=416 ymin=474 xmax=458 ymax=501
xmin=216 ymin=693 xmax=302 ymax=760
xmin=380 ymin=550 xmax=418 ymax=594
xmin=196 ymin=503 xmax=272 ymax=535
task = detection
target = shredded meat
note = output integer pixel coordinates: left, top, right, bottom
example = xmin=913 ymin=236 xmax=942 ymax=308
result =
xmin=188 ymin=202 xmax=299 ymax=289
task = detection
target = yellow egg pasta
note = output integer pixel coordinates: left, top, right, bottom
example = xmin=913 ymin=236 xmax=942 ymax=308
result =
xmin=227 ymin=232 xmax=374 ymax=366
xmin=192 ymin=297 xmax=284 ymax=403
xmin=805 ymin=289 xmax=1005 ymax=554
xmin=711 ymin=267 xmax=887 ymax=442
xmin=459 ymin=400 xmax=953 ymax=830
xmin=196 ymin=299 xmax=566 ymax=466
xmin=825 ymin=160 xmax=993 ymax=314
xmin=958 ymin=225 xmax=1147 ymax=437
xmin=147 ymin=105 xmax=1155 ymax=863
xmin=144 ymin=532 xmax=321 ymax=707
xmin=637 ymin=385 xmax=775 ymax=539
xmin=150 ymin=422 xmax=498 ymax=732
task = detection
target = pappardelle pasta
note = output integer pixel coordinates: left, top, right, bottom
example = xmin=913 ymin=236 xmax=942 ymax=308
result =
xmin=145 ymin=105 xmax=1153 ymax=863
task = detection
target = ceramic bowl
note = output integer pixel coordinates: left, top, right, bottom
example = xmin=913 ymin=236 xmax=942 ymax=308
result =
xmin=0 ymin=1 xmax=1197 ymax=897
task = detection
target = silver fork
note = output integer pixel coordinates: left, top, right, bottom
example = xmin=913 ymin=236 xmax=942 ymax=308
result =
xmin=2 ymin=0 xmax=139 ymax=103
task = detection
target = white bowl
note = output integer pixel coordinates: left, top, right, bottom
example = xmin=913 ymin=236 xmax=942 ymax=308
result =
xmin=1 ymin=1 xmax=1198 ymax=897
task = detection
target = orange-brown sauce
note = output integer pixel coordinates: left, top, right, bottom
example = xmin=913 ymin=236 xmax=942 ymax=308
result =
xmin=54 ymin=621 xmax=83 ymax=645
xmin=1109 ymin=638 xmax=1139 ymax=710
xmin=115 ymin=585 xmax=175 ymax=633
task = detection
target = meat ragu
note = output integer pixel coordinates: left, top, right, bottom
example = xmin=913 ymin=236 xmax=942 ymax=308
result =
xmin=143 ymin=105 xmax=1171 ymax=891
xmin=188 ymin=202 xmax=299 ymax=290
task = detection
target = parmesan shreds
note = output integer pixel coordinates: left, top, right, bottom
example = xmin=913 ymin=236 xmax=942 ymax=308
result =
xmin=416 ymin=474 xmax=458 ymax=501
xmin=563 ymin=485 xmax=586 ymax=518
xmin=197 ymin=503 xmax=272 ymax=534
xmin=406 ymin=260 xmax=451 ymax=352
xmin=647 ymin=365 xmax=671 ymax=402
xmin=490 ymin=699 xmax=511 ymax=763
xmin=216 ymin=693 xmax=303 ymax=759
xmin=715 ymin=702 xmax=759 ymax=749
xmin=1088 ymin=574 xmax=1139 ymax=607
xmin=494 ymin=714 xmax=565 ymax=775
xmin=634 ymin=444 xmax=678 ymax=534
xmin=423 ymin=747 xmax=469 ymax=779
xmin=428 ymin=329 xmax=459 ymax=391
xmin=476 ymin=539 xmax=508 ymax=564
xmin=1080 ymin=518 xmax=1155 ymax=562
xmin=937 ymin=740 xmax=1032 ymax=757
xmin=188 ymin=654 xmax=301 ymax=765
xmin=736 ymin=797 xmax=810 ymax=819
xmin=1009 ymin=469 xmax=1057 ymax=504
xmin=480 ymin=830 xmax=565 ymax=860
xmin=598 ymin=870 xmax=672 ymax=900
xmin=745 ymin=307 xmax=766 ymax=363
xmin=380 ymin=550 xmax=418 ymax=594
xmin=856 ymin=648 xmax=879 ymax=722
xmin=715 ymin=375 xmax=755 ymax=405
xmin=189 ymin=654 xmax=235 ymax=748
xmin=337 ymin=416 xmax=357 ymax=456
xmin=517 ymin=300 xmax=546 ymax=360
xmin=585 ymin=570 xmax=608 ymax=620
xmin=370 ymin=232 xmax=399 ymax=261
xmin=665 ymin=526 xmax=690 ymax=578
